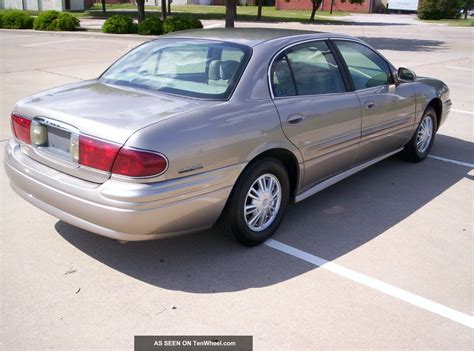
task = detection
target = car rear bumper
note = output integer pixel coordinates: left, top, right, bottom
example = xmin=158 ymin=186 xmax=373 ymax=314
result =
xmin=5 ymin=139 xmax=244 ymax=241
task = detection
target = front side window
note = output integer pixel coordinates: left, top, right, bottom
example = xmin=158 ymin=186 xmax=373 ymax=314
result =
xmin=270 ymin=41 xmax=346 ymax=97
xmin=100 ymin=39 xmax=251 ymax=100
xmin=334 ymin=41 xmax=392 ymax=90
xmin=286 ymin=41 xmax=346 ymax=95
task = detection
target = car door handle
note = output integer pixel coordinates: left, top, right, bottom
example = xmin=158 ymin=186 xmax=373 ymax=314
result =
xmin=364 ymin=101 xmax=375 ymax=109
xmin=287 ymin=114 xmax=305 ymax=125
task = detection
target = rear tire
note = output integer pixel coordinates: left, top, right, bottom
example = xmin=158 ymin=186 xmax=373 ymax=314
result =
xmin=401 ymin=106 xmax=437 ymax=162
xmin=217 ymin=158 xmax=290 ymax=246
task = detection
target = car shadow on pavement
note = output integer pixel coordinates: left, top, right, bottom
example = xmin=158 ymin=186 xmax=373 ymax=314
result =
xmin=55 ymin=134 xmax=473 ymax=293
xmin=360 ymin=37 xmax=446 ymax=52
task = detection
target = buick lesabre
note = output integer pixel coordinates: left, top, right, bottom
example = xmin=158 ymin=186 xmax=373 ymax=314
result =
xmin=4 ymin=29 xmax=451 ymax=246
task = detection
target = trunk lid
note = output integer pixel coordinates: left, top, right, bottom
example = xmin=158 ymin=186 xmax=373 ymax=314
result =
xmin=14 ymin=80 xmax=219 ymax=183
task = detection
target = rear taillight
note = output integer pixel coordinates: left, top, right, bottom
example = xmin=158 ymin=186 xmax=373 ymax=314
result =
xmin=78 ymin=135 xmax=167 ymax=177
xmin=79 ymin=135 xmax=121 ymax=172
xmin=11 ymin=116 xmax=168 ymax=178
xmin=112 ymin=148 xmax=168 ymax=177
xmin=11 ymin=113 xmax=31 ymax=144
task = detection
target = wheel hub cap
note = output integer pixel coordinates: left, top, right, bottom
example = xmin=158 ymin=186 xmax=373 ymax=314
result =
xmin=244 ymin=174 xmax=282 ymax=232
xmin=416 ymin=115 xmax=433 ymax=154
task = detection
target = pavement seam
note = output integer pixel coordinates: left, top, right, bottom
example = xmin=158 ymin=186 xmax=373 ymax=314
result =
xmin=35 ymin=69 xmax=83 ymax=80
xmin=1 ymin=68 xmax=83 ymax=80
xmin=411 ymin=56 xmax=471 ymax=68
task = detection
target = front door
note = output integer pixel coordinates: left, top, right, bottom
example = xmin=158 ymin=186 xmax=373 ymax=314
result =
xmin=332 ymin=40 xmax=416 ymax=163
xmin=270 ymin=40 xmax=362 ymax=191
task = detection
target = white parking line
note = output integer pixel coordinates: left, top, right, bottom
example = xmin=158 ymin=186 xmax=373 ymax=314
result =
xmin=428 ymin=155 xmax=474 ymax=168
xmin=446 ymin=82 xmax=474 ymax=88
xmin=451 ymin=109 xmax=474 ymax=115
xmin=23 ymin=38 xmax=85 ymax=47
xmin=444 ymin=66 xmax=474 ymax=71
xmin=265 ymin=239 xmax=474 ymax=328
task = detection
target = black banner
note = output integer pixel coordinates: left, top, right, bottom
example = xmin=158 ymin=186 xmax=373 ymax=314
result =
xmin=135 ymin=336 xmax=253 ymax=351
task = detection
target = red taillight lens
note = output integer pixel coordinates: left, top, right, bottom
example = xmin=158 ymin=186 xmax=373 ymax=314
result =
xmin=79 ymin=135 xmax=121 ymax=172
xmin=112 ymin=148 xmax=168 ymax=177
xmin=11 ymin=114 xmax=32 ymax=144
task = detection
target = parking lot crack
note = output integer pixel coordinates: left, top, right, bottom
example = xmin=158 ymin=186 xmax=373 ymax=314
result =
xmin=35 ymin=69 xmax=82 ymax=80
xmin=2 ymin=68 xmax=82 ymax=80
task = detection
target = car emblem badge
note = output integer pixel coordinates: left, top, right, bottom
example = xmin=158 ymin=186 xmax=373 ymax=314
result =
xmin=30 ymin=120 xmax=48 ymax=146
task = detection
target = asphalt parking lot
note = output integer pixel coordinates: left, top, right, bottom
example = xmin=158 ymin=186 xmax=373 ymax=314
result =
xmin=0 ymin=19 xmax=473 ymax=350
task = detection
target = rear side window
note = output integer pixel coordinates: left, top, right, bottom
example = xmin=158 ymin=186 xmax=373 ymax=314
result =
xmin=271 ymin=54 xmax=297 ymax=97
xmin=286 ymin=41 xmax=346 ymax=95
xmin=334 ymin=41 xmax=392 ymax=90
xmin=270 ymin=41 xmax=346 ymax=97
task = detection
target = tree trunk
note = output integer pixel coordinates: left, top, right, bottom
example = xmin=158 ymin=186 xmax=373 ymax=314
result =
xmin=168 ymin=0 xmax=172 ymax=15
xmin=309 ymin=0 xmax=322 ymax=22
xmin=161 ymin=0 xmax=167 ymax=20
xmin=257 ymin=0 xmax=263 ymax=20
xmin=137 ymin=0 xmax=145 ymax=22
xmin=225 ymin=0 xmax=237 ymax=28
xmin=330 ymin=0 xmax=334 ymax=14
xmin=464 ymin=1 xmax=469 ymax=19
xmin=101 ymin=0 xmax=106 ymax=13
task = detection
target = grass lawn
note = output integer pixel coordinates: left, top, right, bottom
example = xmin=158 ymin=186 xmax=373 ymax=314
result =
xmin=86 ymin=4 xmax=347 ymax=23
xmin=422 ymin=18 xmax=474 ymax=26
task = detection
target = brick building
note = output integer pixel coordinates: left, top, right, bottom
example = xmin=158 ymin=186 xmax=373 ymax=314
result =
xmin=276 ymin=0 xmax=386 ymax=13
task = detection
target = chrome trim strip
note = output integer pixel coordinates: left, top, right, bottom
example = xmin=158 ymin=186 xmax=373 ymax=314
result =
xmin=305 ymin=131 xmax=361 ymax=154
xmin=361 ymin=115 xmax=413 ymax=137
xmin=35 ymin=116 xmax=79 ymax=134
xmin=295 ymin=148 xmax=404 ymax=203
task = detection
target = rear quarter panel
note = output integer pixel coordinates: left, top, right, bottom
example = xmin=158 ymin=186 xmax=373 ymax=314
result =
xmin=122 ymin=98 xmax=303 ymax=184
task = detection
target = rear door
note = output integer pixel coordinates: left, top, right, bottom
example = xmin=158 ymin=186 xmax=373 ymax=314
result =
xmin=332 ymin=40 xmax=416 ymax=164
xmin=270 ymin=40 xmax=362 ymax=191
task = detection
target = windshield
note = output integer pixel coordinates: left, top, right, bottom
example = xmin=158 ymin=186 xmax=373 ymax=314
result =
xmin=100 ymin=39 xmax=251 ymax=100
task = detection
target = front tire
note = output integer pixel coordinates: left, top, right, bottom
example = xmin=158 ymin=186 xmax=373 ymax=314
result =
xmin=401 ymin=106 xmax=437 ymax=162
xmin=217 ymin=158 xmax=290 ymax=246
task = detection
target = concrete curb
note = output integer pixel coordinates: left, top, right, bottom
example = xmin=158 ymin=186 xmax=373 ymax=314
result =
xmin=0 ymin=28 xmax=151 ymax=41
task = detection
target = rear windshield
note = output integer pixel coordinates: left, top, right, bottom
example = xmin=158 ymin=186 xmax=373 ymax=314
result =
xmin=100 ymin=39 xmax=251 ymax=100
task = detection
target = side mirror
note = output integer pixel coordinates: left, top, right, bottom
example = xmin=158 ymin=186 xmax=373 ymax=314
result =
xmin=397 ymin=67 xmax=417 ymax=82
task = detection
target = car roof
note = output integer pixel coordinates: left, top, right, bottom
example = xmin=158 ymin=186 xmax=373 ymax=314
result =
xmin=161 ymin=28 xmax=355 ymax=47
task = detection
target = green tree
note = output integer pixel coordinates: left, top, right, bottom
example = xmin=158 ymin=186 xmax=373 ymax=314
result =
xmin=135 ymin=0 xmax=167 ymax=22
xmin=309 ymin=0 xmax=323 ymax=22
xmin=310 ymin=0 xmax=364 ymax=22
xmin=226 ymin=0 xmax=237 ymax=27
xmin=460 ymin=0 xmax=473 ymax=18
xmin=417 ymin=0 xmax=461 ymax=20
xmin=137 ymin=0 xmax=145 ymax=22
xmin=161 ymin=0 xmax=167 ymax=20
xmin=257 ymin=0 xmax=264 ymax=20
